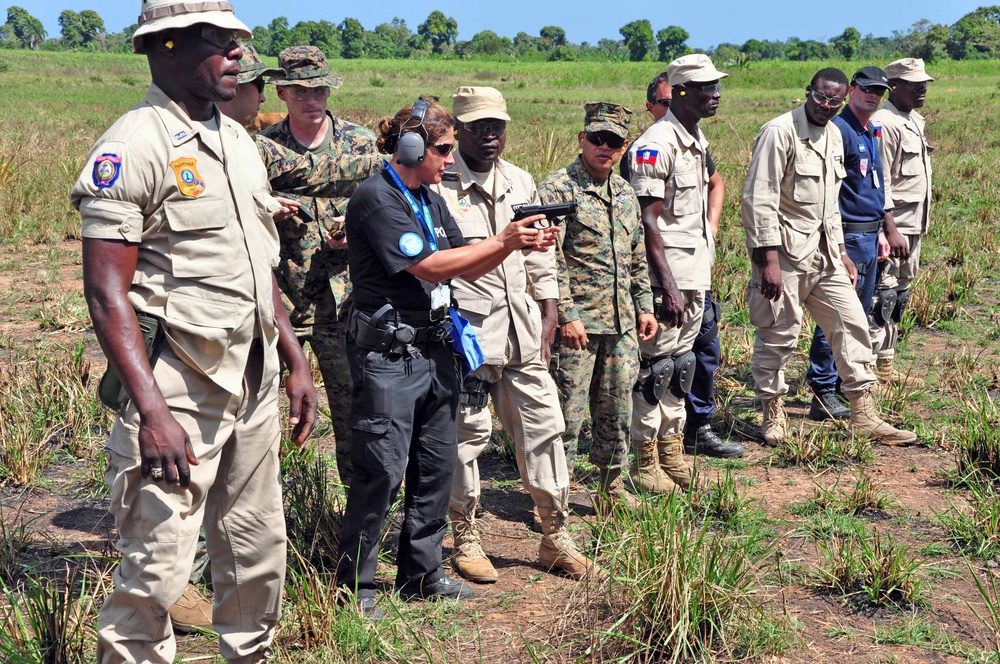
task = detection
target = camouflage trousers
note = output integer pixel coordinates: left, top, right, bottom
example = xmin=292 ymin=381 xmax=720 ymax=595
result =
xmin=870 ymin=234 xmax=922 ymax=361
xmin=298 ymin=296 xmax=354 ymax=484
xmin=552 ymin=331 xmax=639 ymax=470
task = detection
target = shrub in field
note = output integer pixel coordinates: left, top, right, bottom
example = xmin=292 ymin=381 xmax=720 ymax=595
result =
xmin=282 ymin=449 xmax=345 ymax=572
xmin=937 ymin=479 xmax=1000 ymax=559
xmin=770 ymin=425 xmax=873 ymax=469
xmin=813 ymin=528 xmax=925 ymax=610
xmin=954 ymin=395 xmax=1000 ymax=482
xmin=0 ymin=505 xmax=37 ymax=586
xmin=587 ymin=492 xmax=780 ymax=662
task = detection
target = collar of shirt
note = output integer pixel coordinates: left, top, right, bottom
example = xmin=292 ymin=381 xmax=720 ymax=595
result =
xmin=145 ymin=83 xmax=235 ymax=160
xmin=567 ymin=156 xmax=612 ymax=203
xmin=792 ymin=104 xmax=831 ymax=158
xmin=664 ymin=108 xmax=708 ymax=153
xmin=452 ymin=149 xmax=512 ymax=203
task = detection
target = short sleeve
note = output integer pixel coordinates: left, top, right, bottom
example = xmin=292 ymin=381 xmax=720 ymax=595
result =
xmin=629 ymin=140 xmax=669 ymax=199
xmin=71 ymin=140 xmax=147 ymax=243
xmin=351 ymin=186 xmax=436 ymax=276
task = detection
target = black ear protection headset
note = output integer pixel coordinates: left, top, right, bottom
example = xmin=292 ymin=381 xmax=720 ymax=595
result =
xmin=396 ymin=100 xmax=430 ymax=167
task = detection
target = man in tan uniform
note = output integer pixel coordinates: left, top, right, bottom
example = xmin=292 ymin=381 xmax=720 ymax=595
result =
xmin=628 ymin=54 xmax=727 ymax=495
xmin=741 ymin=67 xmax=915 ymax=447
xmin=431 ymin=87 xmax=596 ymax=583
xmin=870 ymin=58 xmax=934 ymax=385
xmin=72 ymin=2 xmax=317 ymax=661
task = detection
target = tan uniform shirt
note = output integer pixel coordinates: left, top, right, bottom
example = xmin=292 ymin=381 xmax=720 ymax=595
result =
xmin=71 ymin=84 xmax=282 ymax=395
xmin=741 ymin=104 xmax=847 ymax=268
xmin=628 ymin=110 xmax=714 ymax=290
xmin=873 ymin=100 xmax=932 ymax=235
xmin=432 ymin=151 xmax=558 ymax=365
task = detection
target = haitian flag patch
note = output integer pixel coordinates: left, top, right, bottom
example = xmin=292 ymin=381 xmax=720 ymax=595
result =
xmin=873 ymin=123 xmax=882 ymax=138
xmin=92 ymin=153 xmax=122 ymax=189
xmin=636 ymin=148 xmax=659 ymax=165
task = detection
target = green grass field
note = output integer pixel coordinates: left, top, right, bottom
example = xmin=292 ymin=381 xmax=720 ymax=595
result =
xmin=3 ymin=50 xmax=1000 ymax=662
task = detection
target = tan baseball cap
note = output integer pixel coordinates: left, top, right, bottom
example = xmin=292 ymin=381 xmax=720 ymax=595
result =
xmin=667 ymin=54 xmax=728 ymax=86
xmin=452 ymin=86 xmax=511 ymax=123
xmin=583 ymin=102 xmax=632 ymax=139
xmin=132 ymin=0 xmax=251 ymax=54
xmin=886 ymin=58 xmax=935 ymax=83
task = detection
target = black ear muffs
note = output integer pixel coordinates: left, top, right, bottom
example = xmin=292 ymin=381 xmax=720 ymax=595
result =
xmin=396 ymin=100 xmax=430 ymax=168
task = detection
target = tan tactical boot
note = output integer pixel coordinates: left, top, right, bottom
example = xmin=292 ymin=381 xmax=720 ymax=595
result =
xmin=170 ymin=583 xmax=214 ymax=634
xmin=760 ymin=397 xmax=787 ymax=447
xmin=536 ymin=506 xmax=605 ymax=580
xmin=875 ymin=355 xmax=923 ymax=388
xmin=450 ymin=512 xmax=498 ymax=583
xmin=657 ymin=434 xmax=704 ymax=490
xmin=531 ymin=505 xmax=543 ymax=533
xmin=592 ymin=467 xmax=641 ymax=516
xmin=848 ymin=390 xmax=917 ymax=446
xmin=630 ymin=438 xmax=677 ymax=494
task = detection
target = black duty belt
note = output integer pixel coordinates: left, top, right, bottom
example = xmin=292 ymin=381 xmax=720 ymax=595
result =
xmin=842 ymin=219 xmax=883 ymax=233
xmin=396 ymin=307 xmax=449 ymax=324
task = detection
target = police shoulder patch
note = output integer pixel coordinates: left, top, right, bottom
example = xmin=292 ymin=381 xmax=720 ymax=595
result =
xmin=92 ymin=153 xmax=122 ymax=190
xmin=399 ymin=232 xmax=424 ymax=257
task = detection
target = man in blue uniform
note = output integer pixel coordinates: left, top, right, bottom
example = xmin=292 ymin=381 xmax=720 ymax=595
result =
xmin=805 ymin=66 xmax=905 ymax=421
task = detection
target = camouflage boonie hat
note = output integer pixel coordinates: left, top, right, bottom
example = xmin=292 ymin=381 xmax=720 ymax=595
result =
xmin=270 ymin=45 xmax=343 ymax=89
xmin=583 ymin=102 xmax=632 ymax=139
xmin=237 ymin=44 xmax=284 ymax=85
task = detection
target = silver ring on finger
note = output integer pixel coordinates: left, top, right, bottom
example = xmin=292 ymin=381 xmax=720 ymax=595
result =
xmin=150 ymin=466 xmax=164 ymax=480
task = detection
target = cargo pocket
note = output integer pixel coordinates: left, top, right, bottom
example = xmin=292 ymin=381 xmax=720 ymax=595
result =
xmin=746 ymin=283 xmax=785 ymax=330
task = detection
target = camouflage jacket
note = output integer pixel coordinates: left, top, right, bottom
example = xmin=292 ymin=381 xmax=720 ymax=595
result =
xmin=259 ymin=112 xmax=379 ymax=326
xmin=255 ymin=135 xmax=382 ymax=199
xmin=538 ymin=156 xmax=653 ymax=335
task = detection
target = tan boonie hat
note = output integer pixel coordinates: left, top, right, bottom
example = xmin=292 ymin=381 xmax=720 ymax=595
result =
xmin=131 ymin=0 xmax=251 ymax=54
xmin=452 ymin=86 xmax=511 ymax=123
xmin=237 ymin=43 xmax=284 ymax=84
xmin=667 ymin=54 xmax=728 ymax=87
xmin=583 ymin=102 xmax=632 ymax=139
xmin=271 ymin=45 xmax=343 ymax=89
xmin=886 ymin=58 xmax=934 ymax=83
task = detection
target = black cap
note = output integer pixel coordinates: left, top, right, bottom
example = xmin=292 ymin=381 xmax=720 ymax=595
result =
xmin=851 ymin=66 xmax=890 ymax=90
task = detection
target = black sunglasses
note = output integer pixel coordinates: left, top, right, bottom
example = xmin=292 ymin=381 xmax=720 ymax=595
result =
xmin=462 ymin=120 xmax=507 ymax=137
xmin=856 ymin=84 xmax=887 ymax=95
xmin=653 ymin=98 xmax=670 ymax=108
xmin=428 ymin=141 xmax=455 ymax=157
xmin=584 ymin=132 xmax=626 ymax=150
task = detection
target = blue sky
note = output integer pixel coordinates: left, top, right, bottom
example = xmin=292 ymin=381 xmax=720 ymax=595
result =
xmin=24 ymin=0 xmax=985 ymax=50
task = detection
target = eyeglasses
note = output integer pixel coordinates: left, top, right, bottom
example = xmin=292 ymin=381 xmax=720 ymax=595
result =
xmin=856 ymin=84 xmax=887 ymax=96
xmin=810 ymin=89 xmax=846 ymax=108
xmin=462 ymin=120 xmax=507 ymax=137
xmin=898 ymin=81 xmax=929 ymax=93
xmin=285 ymin=86 xmax=331 ymax=101
xmin=584 ymin=132 xmax=626 ymax=150
xmin=252 ymin=79 xmax=265 ymax=93
xmin=685 ymin=81 xmax=722 ymax=96
xmin=199 ymin=26 xmax=239 ymax=50
xmin=652 ymin=98 xmax=670 ymax=108
xmin=427 ymin=141 xmax=455 ymax=157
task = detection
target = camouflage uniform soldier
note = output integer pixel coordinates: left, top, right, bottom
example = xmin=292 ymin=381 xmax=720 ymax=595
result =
xmin=261 ymin=46 xmax=379 ymax=481
xmin=539 ymin=102 xmax=657 ymax=510
xmin=870 ymin=58 xmax=934 ymax=387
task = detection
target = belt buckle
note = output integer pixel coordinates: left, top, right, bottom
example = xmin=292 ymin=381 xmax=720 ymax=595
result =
xmin=429 ymin=307 xmax=447 ymax=323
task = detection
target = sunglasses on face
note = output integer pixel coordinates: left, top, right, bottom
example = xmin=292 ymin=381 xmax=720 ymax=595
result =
xmin=427 ymin=141 xmax=455 ymax=157
xmin=855 ymin=84 xmax=887 ymax=96
xmin=898 ymin=81 xmax=929 ymax=93
xmin=199 ymin=26 xmax=240 ymax=50
xmin=652 ymin=98 xmax=670 ymax=108
xmin=252 ymin=79 xmax=265 ymax=93
xmin=685 ymin=81 xmax=722 ymax=96
xmin=810 ymin=89 xmax=846 ymax=108
xmin=285 ymin=86 xmax=331 ymax=101
xmin=462 ymin=120 xmax=507 ymax=137
xmin=584 ymin=132 xmax=626 ymax=150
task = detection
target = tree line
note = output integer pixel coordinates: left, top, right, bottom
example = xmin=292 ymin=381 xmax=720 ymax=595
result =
xmin=3 ymin=5 xmax=1000 ymax=63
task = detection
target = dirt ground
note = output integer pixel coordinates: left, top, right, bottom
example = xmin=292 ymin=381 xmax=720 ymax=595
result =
xmin=3 ymin=240 xmax=999 ymax=662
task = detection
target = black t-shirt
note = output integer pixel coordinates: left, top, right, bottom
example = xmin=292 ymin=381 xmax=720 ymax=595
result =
xmin=346 ymin=169 xmax=467 ymax=313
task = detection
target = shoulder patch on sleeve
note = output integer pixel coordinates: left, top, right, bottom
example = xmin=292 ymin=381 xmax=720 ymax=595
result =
xmin=92 ymin=153 xmax=122 ymax=189
xmin=399 ymin=232 xmax=424 ymax=257
xmin=636 ymin=148 xmax=659 ymax=165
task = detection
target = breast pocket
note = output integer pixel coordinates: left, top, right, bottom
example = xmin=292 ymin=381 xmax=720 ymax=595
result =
xmin=899 ymin=135 xmax=924 ymax=177
xmin=671 ymin=170 xmax=702 ymax=217
xmin=792 ymin=160 xmax=823 ymax=206
xmin=165 ymin=197 xmax=233 ymax=278
xmin=455 ymin=216 xmax=490 ymax=243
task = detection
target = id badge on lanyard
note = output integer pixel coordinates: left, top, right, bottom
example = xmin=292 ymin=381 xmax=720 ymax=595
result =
xmin=430 ymin=283 xmax=451 ymax=311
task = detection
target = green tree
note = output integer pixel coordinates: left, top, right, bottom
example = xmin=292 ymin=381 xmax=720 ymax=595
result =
xmin=339 ymin=18 xmax=365 ymax=59
xmin=655 ymin=25 xmax=689 ymax=62
xmin=514 ymin=31 xmax=539 ymax=56
xmin=250 ymin=25 xmax=272 ymax=56
xmin=548 ymin=44 xmax=575 ymax=61
xmin=894 ymin=20 xmax=948 ymax=61
xmin=619 ymin=19 xmax=655 ymax=61
xmin=830 ymin=26 xmax=861 ymax=59
xmin=539 ymin=25 xmax=566 ymax=49
xmin=287 ymin=20 xmax=340 ymax=57
xmin=372 ymin=18 xmax=413 ymax=57
xmin=4 ymin=6 xmax=46 ymax=49
xmin=784 ymin=37 xmax=827 ymax=60
xmin=467 ymin=30 xmax=510 ymax=56
xmin=418 ymin=10 xmax=457 ymax=54
xmin=58 ymin=9 xmax=104 ymax=48
xmin=948 ymin=6 xmax=1000 ymax=59
xmin=266 ymin=17 xmax=291 ymax=55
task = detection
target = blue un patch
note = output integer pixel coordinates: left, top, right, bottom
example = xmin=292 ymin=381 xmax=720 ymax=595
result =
xmin=399 ymin=232 xmax=424 ymax=257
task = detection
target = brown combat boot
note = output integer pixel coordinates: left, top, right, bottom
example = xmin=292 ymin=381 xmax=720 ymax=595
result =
xmin=450 ymin=512 xmax=498 ymax=584
xmin=592 ymin=467 xmax=641 ymax=516
xmin=848 ymin=390 xmax=917 ymax=446
xmin=630 ymin=438 xmax=678 ymax=494
xmin=536 ymin=506 xmax=605 ymax=580
xmin=760 ymin=397 xmax=787 ymax=447
xmin=170 ymin=583 xmax=214 ymax=634
xmin=875 ymin=355 xmax=923 ymax=389
xmin=657 ymin=434 xmax=704 ymax=490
